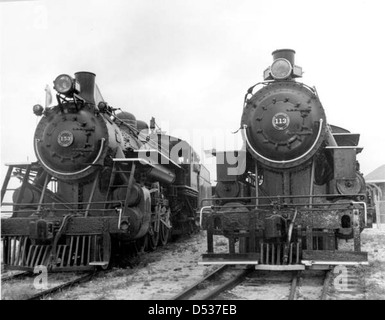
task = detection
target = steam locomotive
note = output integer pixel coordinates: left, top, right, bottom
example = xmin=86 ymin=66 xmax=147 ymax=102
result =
xmin=200 ymin=50 xmax=373 ymax=269
xmin=1 ymin=72 xmax=211 ymax=271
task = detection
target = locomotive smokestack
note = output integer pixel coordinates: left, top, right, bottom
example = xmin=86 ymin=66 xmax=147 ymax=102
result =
xmin=75 ymin=71 xmax=96 ymax=104
xmin=272 ymin=49 xmax=295 ymax=66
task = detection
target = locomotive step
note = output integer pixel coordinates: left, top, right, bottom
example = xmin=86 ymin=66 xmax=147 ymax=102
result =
xmin=301 ymin=250 xmax=369 ymax=266
xmin=89 ymin=261 xmax=109 ymax=266
xmin=199 ymin=260 xmax=259 ymax=265
xmin=253 ymin=265 xmax=305 ymax=271
xmin=199 ymin=253 xmax=259 ymax=265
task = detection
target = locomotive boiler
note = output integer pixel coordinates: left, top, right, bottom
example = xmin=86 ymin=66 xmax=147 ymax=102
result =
xmin=1 ymin=72 xmax=211 ymax=271
xmin=200 ymin=50 xmax=373 ymax=269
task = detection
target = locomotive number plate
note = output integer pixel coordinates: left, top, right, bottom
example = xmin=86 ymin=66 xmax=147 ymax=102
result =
xmin=272 ymin=112 xmax=290 ymax=130
xmin=57 ymin=130 xmax=74 ymax=147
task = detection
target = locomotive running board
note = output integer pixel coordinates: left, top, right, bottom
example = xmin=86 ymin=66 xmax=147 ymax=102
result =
xmin=133 ymin=149 xmax=182 ymax=168
xmin=302 ymin=261 xmax=369 ymax=266
xmin=301 ymin=250 xmax=369 ymax=266
xmin=199 ymin=261 xmax=305 ymax=270
xmin=89 ymin=261 xmax=109 ymax=267
xmin=253 ymin=265 xmax=305 ymax=271
xmin=199 ymin=260 xmax=259 ymax=265
xmin=199 ymin=254 xmax=305 ymax=270
xmin=199 ymin=253 xmax=259 ymax=265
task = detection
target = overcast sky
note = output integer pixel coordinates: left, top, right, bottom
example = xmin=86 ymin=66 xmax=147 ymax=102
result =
xmin=1 ymin=0 xmax=384 ymax=183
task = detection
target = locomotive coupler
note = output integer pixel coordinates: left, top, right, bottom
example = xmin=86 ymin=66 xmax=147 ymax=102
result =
xmin=29 ymin=219 xmax=54 ymax=243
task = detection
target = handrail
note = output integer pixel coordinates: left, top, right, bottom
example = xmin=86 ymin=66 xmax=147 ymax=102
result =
xmin=351 ymin=201 xmax=368 ymax=226
xmin=242 ymin=118 xmax=324 ymax=165
xmin=34 ymin=138 xmax=105 ymax=176
xmin=200 ymin=193 xmax=366 ymax=207
xmin=199 ymin=206 xmax=213 ymax=227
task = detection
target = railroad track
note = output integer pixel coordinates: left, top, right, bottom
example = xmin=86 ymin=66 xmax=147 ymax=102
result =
xmin=173 ymin=266 xmax=336 ymax=300
xmin=1 ymin=270 xmax=99 ymax=300
xmin=172 ymin=265 xmax=253 ymax=300
xmin=26 ymin=272 xmax=96 ymax=300
xmin=288 ymin=270 xmax=332 ymax=300
xmin=1 ymin=271 xmax=31 ymax=282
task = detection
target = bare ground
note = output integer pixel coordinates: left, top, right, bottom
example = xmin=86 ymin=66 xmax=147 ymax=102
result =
xmin=46 ymin=232 xmax=224 ymax=300
xmin=360 ymin=226 xmax=385 ymax=299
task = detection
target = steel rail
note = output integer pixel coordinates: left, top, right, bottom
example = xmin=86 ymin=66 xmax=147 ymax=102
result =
xmin=173 ymin=265 xmax=254 ymax=300
xmin=200 ymin=268 xmax=253 ymax=300
xmin=172 ymin=265 xmax=229 ymax=300
xmin=288 ymin=271 xmax=301 ymax=300
xmin=321 ymin=270 xmax=332 ymax=300
xmin=26 ymin=272 xmax=96 ymax=300
xmin=1 ymin=271 xmax=31 ymax=282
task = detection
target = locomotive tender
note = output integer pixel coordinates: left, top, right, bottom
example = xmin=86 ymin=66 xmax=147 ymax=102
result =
xmin=1 ymin=72 xmax=211 ymax=271
xmin=200 ymin=49 xmax=373 ymax=269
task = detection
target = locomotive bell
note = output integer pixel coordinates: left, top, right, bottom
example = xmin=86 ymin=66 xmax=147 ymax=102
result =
xmin=137 ymin=120 xmax=149 ymax=142
xmin=116 ymin=111 xmax=138 ymax=129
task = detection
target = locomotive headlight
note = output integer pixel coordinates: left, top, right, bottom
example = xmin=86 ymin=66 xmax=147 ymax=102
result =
xmin=53 ymin=74 xmax=80 ymax=96
xmin=54 ymin=74 xmax=73 ymax=93
xmin=270 ymin=58 xmax=292 ymax=80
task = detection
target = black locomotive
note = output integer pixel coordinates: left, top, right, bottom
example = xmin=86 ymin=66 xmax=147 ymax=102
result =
xmin=1 ymin=72 xmax=211 ymax=271
xmin=200 ymin=50 xmax=373 ymax=269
